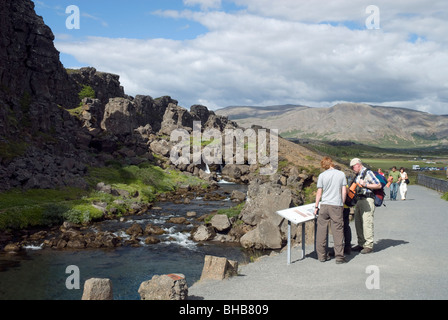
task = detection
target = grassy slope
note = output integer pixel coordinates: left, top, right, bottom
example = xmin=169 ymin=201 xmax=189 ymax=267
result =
xmin=0 ymin=162 xmax=208 ymax=230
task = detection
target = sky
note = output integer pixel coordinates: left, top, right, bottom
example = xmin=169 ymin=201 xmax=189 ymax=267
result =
xmin=34 ymin=0 xmax=448 ymax=115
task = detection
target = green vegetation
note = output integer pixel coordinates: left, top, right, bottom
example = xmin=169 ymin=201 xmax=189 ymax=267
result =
xmin=78 ymin=85 xmax=95 ymax=101
xmin=303 ymin=184 xmax=318 ymax=204
xmin=0 ymin=162 xmax=208 ymax=231
xmin=0 ymin=139 xmax=28 ymax=162
xmin=442 ymin=192 xmax=448 ymax=201
xmin=216 ymin=202 xmax=245 ymax=220
xmin=204 ymin=201 xmax=245 ymax=225
xmin=66 ymin=105 xmax=84 ymax=118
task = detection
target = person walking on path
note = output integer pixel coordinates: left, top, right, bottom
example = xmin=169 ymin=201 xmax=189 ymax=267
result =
xmin=314 ymin=157 xmax=348 ymax=264
xmin=398 ymin=167 xmax=408 ymax=200
xmin=350 ymin=158 xmax=382 ymax=254
xmin=388 ymin=166 xmax=400 ymax=200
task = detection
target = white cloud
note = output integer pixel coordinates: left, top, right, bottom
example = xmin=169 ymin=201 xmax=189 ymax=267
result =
xmin=56 ymin=1 xmax=448 ymax=115
xmin=183 ymin=0 xmax=222 ymax=11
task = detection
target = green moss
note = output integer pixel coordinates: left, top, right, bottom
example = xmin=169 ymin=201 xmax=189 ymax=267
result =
xmin=0 ymin=140 xmax=28 ymax=161
xmin=66 ymin=105 xmax=84 ymax=118
xmin=78 ymin=85 xmax=95 ymax=101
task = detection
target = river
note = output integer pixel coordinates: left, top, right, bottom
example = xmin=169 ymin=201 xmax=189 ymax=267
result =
xmin=0 ymin=182 xmax=254 ymax=300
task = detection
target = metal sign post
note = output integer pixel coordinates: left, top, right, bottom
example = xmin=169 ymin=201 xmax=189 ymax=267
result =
xmin=277 ymin=204 xmax=317 ymax=265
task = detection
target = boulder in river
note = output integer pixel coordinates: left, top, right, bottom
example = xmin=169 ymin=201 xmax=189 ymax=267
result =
xmin=138 ymin=274 xmax=188 ymax=300
xmin=82 ymin=278 xmax=113 ymax=300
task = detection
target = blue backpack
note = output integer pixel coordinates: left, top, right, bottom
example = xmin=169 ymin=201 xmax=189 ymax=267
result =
xmin=372 ymin=172 xmax=387 ymax=207
xmin=361 ymin=170 xmax=387 ymax=207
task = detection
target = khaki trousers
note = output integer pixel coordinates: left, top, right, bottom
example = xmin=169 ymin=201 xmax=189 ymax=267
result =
xmin=354 ymin=198 xmax=375 ymax=249
xmin=316 ymin=204 xmax=344 ymax=260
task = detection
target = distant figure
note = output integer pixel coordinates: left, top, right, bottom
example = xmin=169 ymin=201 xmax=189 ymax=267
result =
xmin=398 ymin=167 xmax=408 ymax=200
xmin=314 ymin=157 xmax=348 ymax=264
xmin=388 ymin=166 xmax=400 ymax=201
xmin=446 ymin=167 xmax=448 ymax=180
xmin=350 ymin=158 xmax=382 ymax=254
xmin=377 ymin=168 xmax=385 ymax=176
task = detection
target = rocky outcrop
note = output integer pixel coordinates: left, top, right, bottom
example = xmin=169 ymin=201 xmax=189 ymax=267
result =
xmin=0 ymin=0 xmax=246 ymax=193
xmin=188 ymin=168 xmax=316 ymax=250
xmin=160 ymin=104 xmax=197 ymax=135
xmin=0 ymin=0 xmax=78 ymax=112
xmin=68 ymin=67 xmax=125 ymax=105
xmin=237 ymin=172 xmax=318 ymax=249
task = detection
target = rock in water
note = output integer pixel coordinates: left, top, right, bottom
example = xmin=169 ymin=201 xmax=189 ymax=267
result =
xmin=138 ymin=274 xmax=188 ymax=300
xmin=81 ymin=278 xmax=113 ymax=300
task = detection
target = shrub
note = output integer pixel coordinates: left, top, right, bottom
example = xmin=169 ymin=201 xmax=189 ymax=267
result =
xmin=78 ymin=85 xmax=95 ymax=101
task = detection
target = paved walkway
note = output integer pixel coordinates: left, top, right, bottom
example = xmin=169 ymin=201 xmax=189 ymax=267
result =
xmin=189 ymin=185 xmax=448 ymax=300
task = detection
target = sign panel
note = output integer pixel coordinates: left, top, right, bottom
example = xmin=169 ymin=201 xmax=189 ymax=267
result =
xmin=276 ymin=203 xmax=316 ymax=225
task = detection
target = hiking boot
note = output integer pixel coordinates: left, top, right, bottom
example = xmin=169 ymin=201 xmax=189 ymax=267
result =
xmin=335 ymin=258 xmax=347 ymax=264
xmin=318 ymin=255 xmax=331 ymax=262
xmin=361 ymin=247 xmax=373 ymax=254
xmin=352 ymin=245 xmax=363 ymax=252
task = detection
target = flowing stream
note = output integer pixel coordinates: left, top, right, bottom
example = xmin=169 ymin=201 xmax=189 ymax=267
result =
xmin=0 ymin=183 xmax=253 ymax=300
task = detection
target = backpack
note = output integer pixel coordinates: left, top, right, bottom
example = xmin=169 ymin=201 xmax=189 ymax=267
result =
xmin=371 ymin=171 xmax=387 ymax=207
xmin=345 ymin=170 xmax=387 ymax=208
xmin=345 ymin=178 xmax=362 ymax=207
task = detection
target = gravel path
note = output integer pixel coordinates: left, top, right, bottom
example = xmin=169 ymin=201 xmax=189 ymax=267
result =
xmin=189 ymin=185 xmax=448 ymax=300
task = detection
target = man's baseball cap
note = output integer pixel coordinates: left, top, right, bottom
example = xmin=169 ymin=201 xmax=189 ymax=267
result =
xmin=350 ymin=158 xmax=362 ymax=167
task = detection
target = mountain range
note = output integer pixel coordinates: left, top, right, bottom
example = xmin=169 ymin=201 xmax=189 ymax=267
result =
xmin=216 ymin=103 xmax=448 ymax=148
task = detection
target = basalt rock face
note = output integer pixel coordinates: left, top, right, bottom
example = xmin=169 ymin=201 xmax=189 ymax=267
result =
xmin=0 ymin=0 xmax=242 ymax=192
xmin=0 ymin=0 xmax=79 ymax=131
xmin=0 ymin=0 xmax=94 ymax=190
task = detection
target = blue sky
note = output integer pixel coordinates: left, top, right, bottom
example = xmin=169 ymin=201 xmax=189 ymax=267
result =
xmin=34 ymin=0 xmax=448 ymax=115
xmin=35 ymin=0 xmax=210 ymax=65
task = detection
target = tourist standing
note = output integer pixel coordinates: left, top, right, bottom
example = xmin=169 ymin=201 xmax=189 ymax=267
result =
xmin=398 ymin=167 xmax=408 ymax=200
xmin=314 ymin=157 xmax=348 ymax=264
xmin=350 ymin=158 xmax=382 ymax=254
xmin=388 ymin=166 xmax=400 ymax=200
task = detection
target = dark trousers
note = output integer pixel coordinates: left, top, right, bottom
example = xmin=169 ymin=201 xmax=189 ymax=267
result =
xmin=343 ymin=207 xmax=352 ymax=249
xmin=316 ymin=204 xmax=345 ymax=260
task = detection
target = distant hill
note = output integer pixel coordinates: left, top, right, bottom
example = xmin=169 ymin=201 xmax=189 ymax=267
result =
xmin=216 ymin=103 xmax=448 ymax=148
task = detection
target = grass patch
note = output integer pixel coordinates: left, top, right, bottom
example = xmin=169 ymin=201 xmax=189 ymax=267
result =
xmin=442 ymin=192 xmax=448 ymax=201
xmin=217 ymin=202 xmax=245 ymax=219
xmin=205 ymin=202 xmax=245 ymax=224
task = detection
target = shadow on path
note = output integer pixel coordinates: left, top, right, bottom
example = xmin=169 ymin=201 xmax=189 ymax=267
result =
xmin=374 ymin=238 xmax=409 ymax=252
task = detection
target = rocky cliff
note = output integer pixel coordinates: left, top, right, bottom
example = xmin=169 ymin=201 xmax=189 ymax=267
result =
xmin=0 ymin=0 xmax=244 ymax=191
